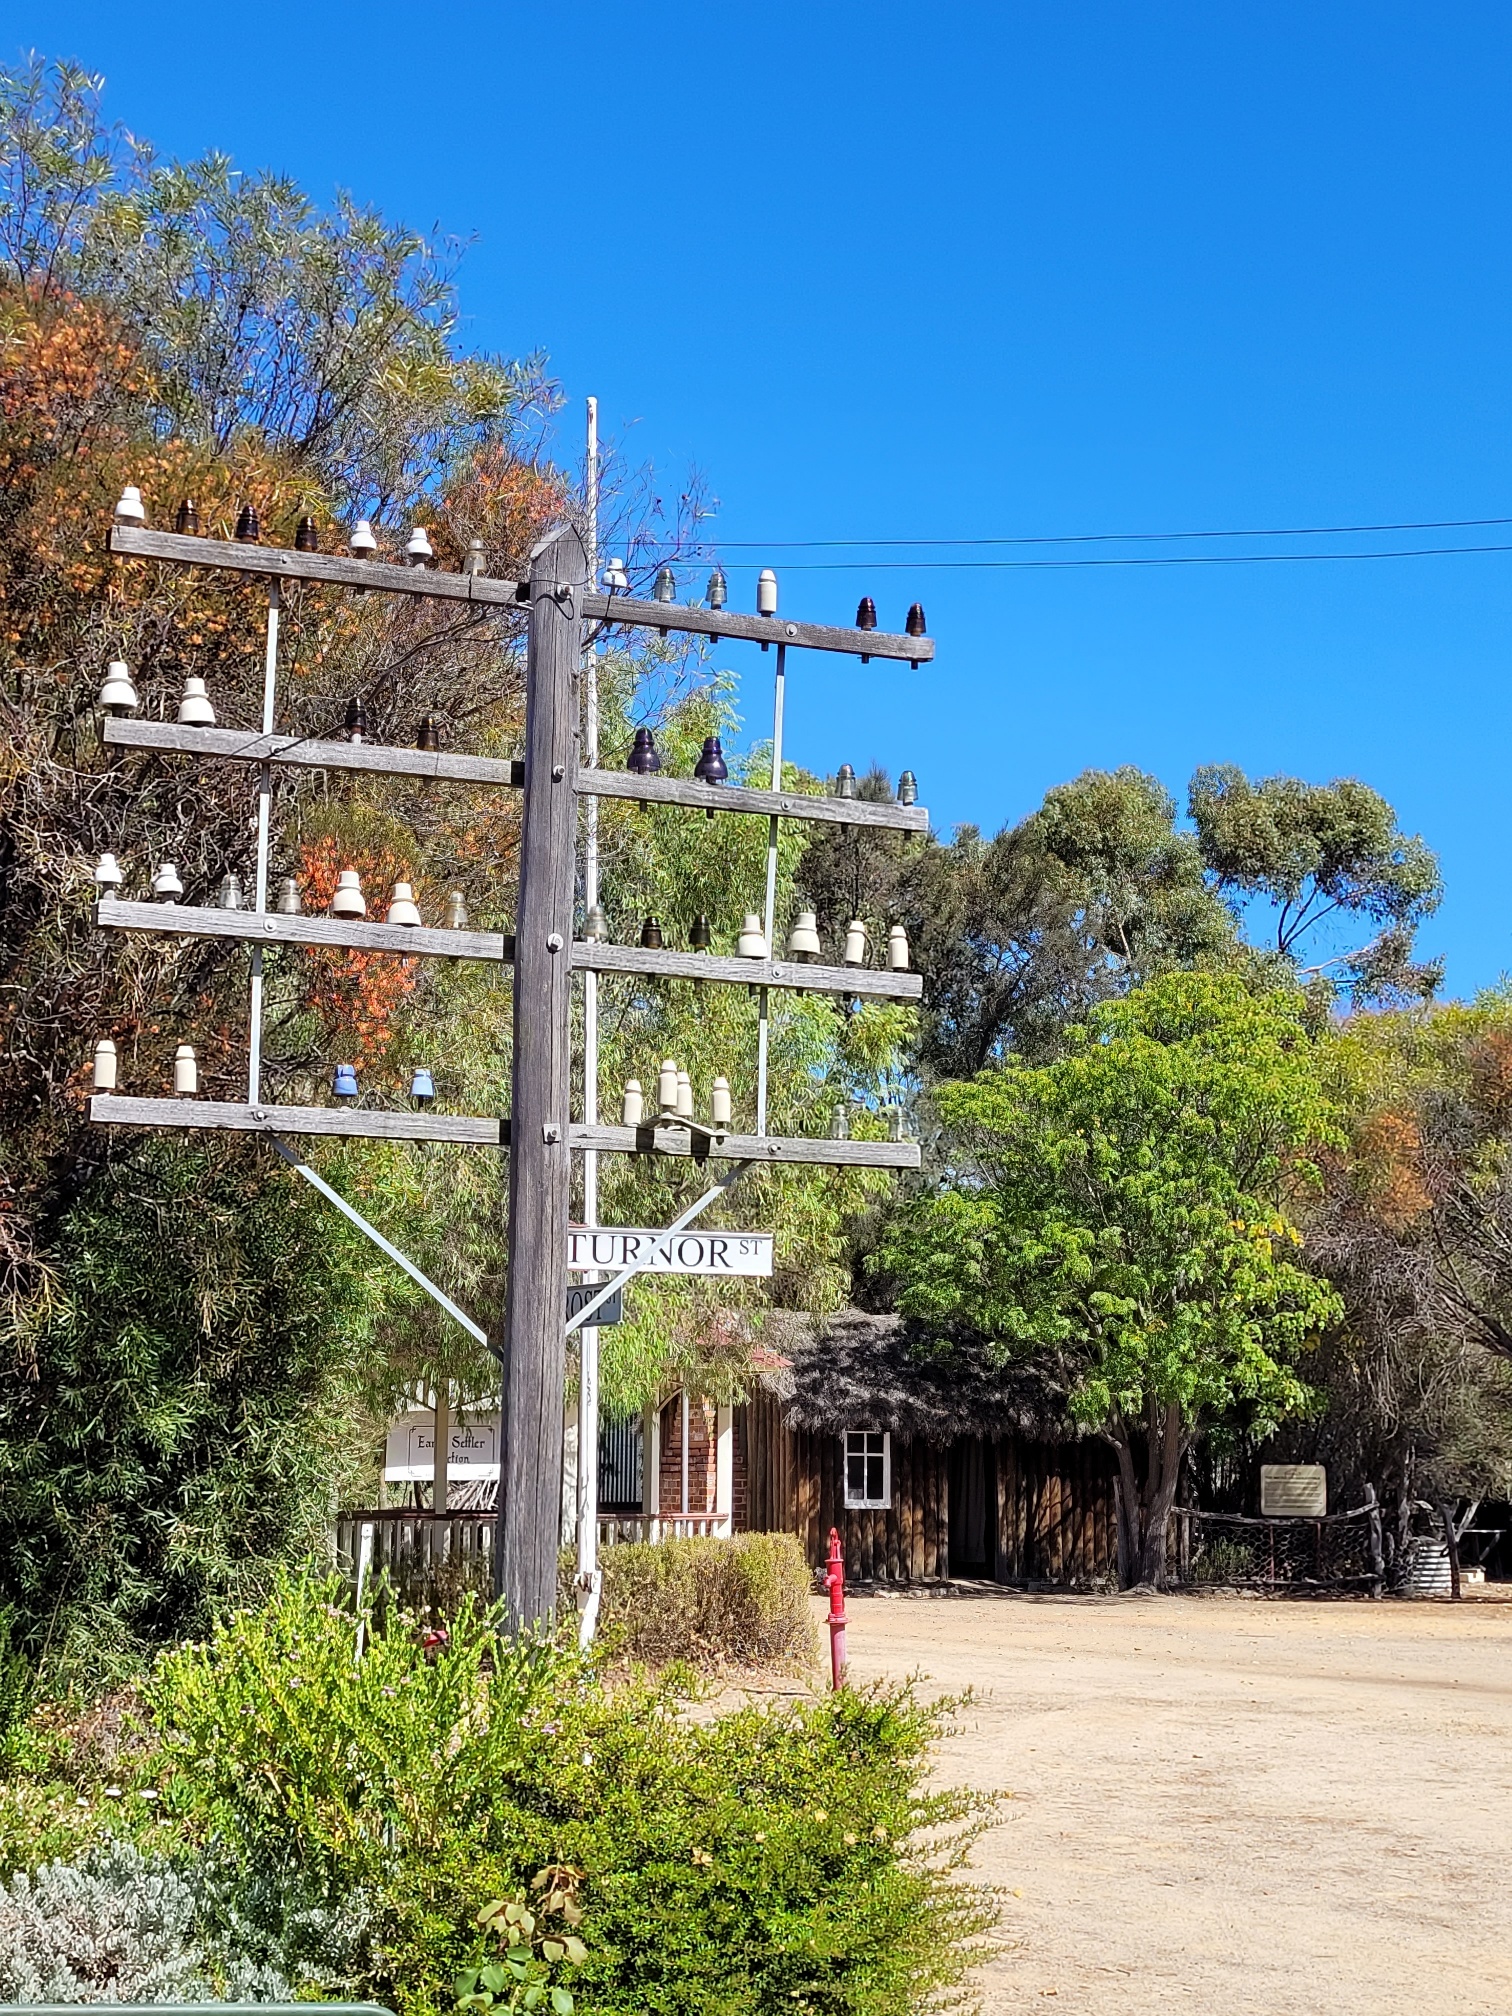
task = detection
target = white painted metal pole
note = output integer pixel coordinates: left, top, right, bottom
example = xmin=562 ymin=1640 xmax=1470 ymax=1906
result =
xmin=247 ymin=581 xmax=279 ymax=1103
xmin=578 ymin=395 xmax=603 ymax=1643
xmin=755 ymin=643 xmax=787 ymax=1136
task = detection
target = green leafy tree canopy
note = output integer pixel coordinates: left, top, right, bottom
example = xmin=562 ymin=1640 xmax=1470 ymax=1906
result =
xmin=876 ymin=972 xmax=1343 ymax=1584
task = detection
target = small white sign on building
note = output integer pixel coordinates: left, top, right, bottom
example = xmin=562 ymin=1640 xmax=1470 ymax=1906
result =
xmin=567 ymin=1227 xmax=773 ymax=1277
xmin=384 ymin=1409 xmax=499 ymax=1482
xmin=1260 ymin=1463 xmax=1327 ymax=1518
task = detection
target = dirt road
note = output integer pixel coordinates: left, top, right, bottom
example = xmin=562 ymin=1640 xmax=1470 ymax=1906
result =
xmin=840 ymin=1588 xmax=1512 ymax=2016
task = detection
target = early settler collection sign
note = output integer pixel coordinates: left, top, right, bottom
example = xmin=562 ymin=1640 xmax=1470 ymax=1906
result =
xmin=567 ymin=1228 xmax=774 ymax=1278
xmin=385 ymin=1409 xmax=499 ymax=1482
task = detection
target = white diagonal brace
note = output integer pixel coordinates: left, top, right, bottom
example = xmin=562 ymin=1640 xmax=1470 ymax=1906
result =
xmin=269 ymin=1135 xmax=487 ymax=1347
xmin=563 ymin=1160 xmax=753 ymax=1338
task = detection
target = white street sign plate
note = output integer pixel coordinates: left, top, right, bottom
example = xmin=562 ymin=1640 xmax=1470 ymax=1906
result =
xmin=567 ymin=1227 xmax=774 ymax=1277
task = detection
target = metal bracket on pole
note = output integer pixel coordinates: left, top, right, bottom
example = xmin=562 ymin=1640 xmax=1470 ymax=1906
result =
xmin=269 ymin=1135 xmax=488 ymax=1347
xmin=564 ymin=1160 xmax=754 ymax=1339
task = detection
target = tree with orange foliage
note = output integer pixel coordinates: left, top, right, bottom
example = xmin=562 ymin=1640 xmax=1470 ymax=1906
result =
xmin=1297 ymin=1001 xmax=1512 ymax=1580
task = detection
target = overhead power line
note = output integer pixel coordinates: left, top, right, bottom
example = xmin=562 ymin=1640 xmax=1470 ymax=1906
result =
xmin=708 ymin=513 xmax=1512 ymax=552
xmin=700 ymin=540 xmax=1512 ymax=572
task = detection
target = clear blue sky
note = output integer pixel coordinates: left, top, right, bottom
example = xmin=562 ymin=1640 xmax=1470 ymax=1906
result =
xmin=17 ymin=3 xmax=1512 ymax=993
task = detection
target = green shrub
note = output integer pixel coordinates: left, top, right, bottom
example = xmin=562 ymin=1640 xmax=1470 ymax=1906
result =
xmin=137 ymin=1570 xmax=993 ymax=2016
xmin=0 ymin=1140 xmax=373 ymax=1679
xmin=577 ymin=1534 xmax=820 ymax=1671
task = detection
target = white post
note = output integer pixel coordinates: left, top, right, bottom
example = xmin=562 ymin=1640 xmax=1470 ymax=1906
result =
xmin=578 ymin=395 xmax=603 ymax=1643
xmin=247 ymin=581 xmax=279 ymax=1103
xmin=755 ymin=643 xmax=787 ymax=1135
xmin=715 ymin=1404 xmax=733 ymax=1535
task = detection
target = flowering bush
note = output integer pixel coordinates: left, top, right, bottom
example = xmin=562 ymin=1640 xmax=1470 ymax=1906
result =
xmin=0 ymin=1572 xmax=990 ymax=2015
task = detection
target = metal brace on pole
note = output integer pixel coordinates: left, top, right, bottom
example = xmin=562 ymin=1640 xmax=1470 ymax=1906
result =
xmin=269 ymin=1136 xmax=488 ymax=1347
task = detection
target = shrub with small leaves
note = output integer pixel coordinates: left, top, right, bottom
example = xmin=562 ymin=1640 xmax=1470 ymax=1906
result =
xmin=455 ymin=1871 xmax=588 ymax=2016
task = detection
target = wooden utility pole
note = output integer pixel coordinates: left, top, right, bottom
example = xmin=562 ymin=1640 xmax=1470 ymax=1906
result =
xmin=96 ymin=508 xmax=934 ymax=1640
xmin=495 ymin=524 xmax=586 ymax=1628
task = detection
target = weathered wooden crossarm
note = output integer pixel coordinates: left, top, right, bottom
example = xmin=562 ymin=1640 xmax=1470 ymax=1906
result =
xmin=106 ymin=528 xmax=934 ymax=663
xmin=571 ymin=1123 xmax=920 ymax=1170
xmin=574 ymin=766 xmax=929 ymax=832
xmin=90 ymin=1095 xmax=507 ymax=1144
xmin=108 ymin=524 xmax=525 ymax=606
xmin=572 ymin=940 xmax=922 ymax=1002
xmin=102 ymin=717 xmax=525 ymax=788
xmin=89 ymin=1097 xmax=920 ymax=1168
xmin=580 ymin=591 xmax=933 ymax=664
xmin=95 ymin=899 xmax=513 ymax=963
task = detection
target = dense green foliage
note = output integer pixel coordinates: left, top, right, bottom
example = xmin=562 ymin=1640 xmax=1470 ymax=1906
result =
xmin=0 ymin=1575 xmax=994 ymax=2016
xmin=0 ymin=1140 xmax=372 ymax=1670
xmin=879 ymin=973 xmax=1343 ymax=1582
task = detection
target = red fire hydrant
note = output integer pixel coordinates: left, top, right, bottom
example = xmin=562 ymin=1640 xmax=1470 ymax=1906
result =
xmin=825 ymin=1526 xmax=847 ymax=1690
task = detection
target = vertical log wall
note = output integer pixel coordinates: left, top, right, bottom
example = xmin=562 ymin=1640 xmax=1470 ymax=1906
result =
xmin=735 ymin=1397 xmax=1118 ymax=1586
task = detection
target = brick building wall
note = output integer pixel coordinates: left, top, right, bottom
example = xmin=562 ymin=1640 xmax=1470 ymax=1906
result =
xmin=657 ymin=1393 xmax=718 ymax=1514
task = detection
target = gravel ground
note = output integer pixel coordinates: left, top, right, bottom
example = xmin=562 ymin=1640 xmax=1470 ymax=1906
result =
xmin=836 ymin=1586 xmax=1512 ymax=2016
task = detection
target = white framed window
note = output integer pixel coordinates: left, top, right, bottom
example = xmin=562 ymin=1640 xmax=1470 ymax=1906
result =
xmin=844 ymin=1430 xmax=891 ymax=1509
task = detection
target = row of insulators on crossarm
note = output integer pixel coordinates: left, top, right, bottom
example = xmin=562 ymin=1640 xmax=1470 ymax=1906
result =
xmin=612 ymin=558 xmax=927 ymax=643
xmin=96 ymin=668 xmax=919 ymax=816
xmin=96 ymin=662 xmax=446 ymax=755
xmin=93 ymin=1039 xmax=436 ymax=1109
xmin=91 ymin=851 xmax=908 ymax=967
xmin=116 ymin=487 xmax=467 ymax=573
xmin=92 ymin=853 xmax=469 ymax=927
xmin=115 ymin=488 xmax=926 ymax=636
xmin=595 ymin=906 xmax=909 ymax=971
xmin=627 ymin=730 xmax=918 ymax=809
xmin=91 ymin=1035 xmax=897 ymax=1139
xmin=620 ymin=1064 xmax=905 ymax=1142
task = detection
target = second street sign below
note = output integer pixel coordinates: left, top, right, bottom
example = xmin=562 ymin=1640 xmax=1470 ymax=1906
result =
xmin=567 ymin=1227 xmax=774 ymax=1278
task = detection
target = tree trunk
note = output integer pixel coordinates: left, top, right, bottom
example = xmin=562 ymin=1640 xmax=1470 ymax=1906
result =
xmin=1392 ymin=1451 xmax=1415 ymax=1592
xmin=1362 ymin=1481 xmax=1384 ymax=1598
xmin=1437 ymin=1498 xmax=1463 ymax=1601
xmin=1109 ymin=1403 xmax=1188 ymax=1589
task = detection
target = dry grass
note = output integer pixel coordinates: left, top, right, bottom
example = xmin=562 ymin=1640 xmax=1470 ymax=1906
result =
xmin=587 ymin=1533 xmax=821 ymax=1672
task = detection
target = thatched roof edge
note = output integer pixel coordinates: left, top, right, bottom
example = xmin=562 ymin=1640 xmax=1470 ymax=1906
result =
xmin=751 ymin=1309 xmax=1087 ymax=1444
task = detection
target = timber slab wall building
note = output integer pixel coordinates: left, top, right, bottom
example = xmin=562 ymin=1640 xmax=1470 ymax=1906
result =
xmin=716 ymin=1311 xmax=1119 ymax=1588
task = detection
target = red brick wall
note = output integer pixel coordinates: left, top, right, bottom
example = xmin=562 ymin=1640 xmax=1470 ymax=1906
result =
xmin=658 ymin=1392 xmax=717 ymax=1514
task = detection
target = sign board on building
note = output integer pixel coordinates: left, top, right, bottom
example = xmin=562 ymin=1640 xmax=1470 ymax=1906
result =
xmin=1260 ymin=1463 xmax=1327 ymax=1518
xmin=565 ymin=1281 xmax=624 ymax=1326
xmin=567 ymin=1227 xmax=774 ymax=1278
xmin=384 ymin=1409 xmax=499 ymax=1482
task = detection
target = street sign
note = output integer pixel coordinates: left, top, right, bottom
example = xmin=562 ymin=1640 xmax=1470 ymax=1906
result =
xmin=567 ymin=1227 xmax=774 ymax=1277
xmin=565 ymin=1281 xmax=624 ymax=1326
